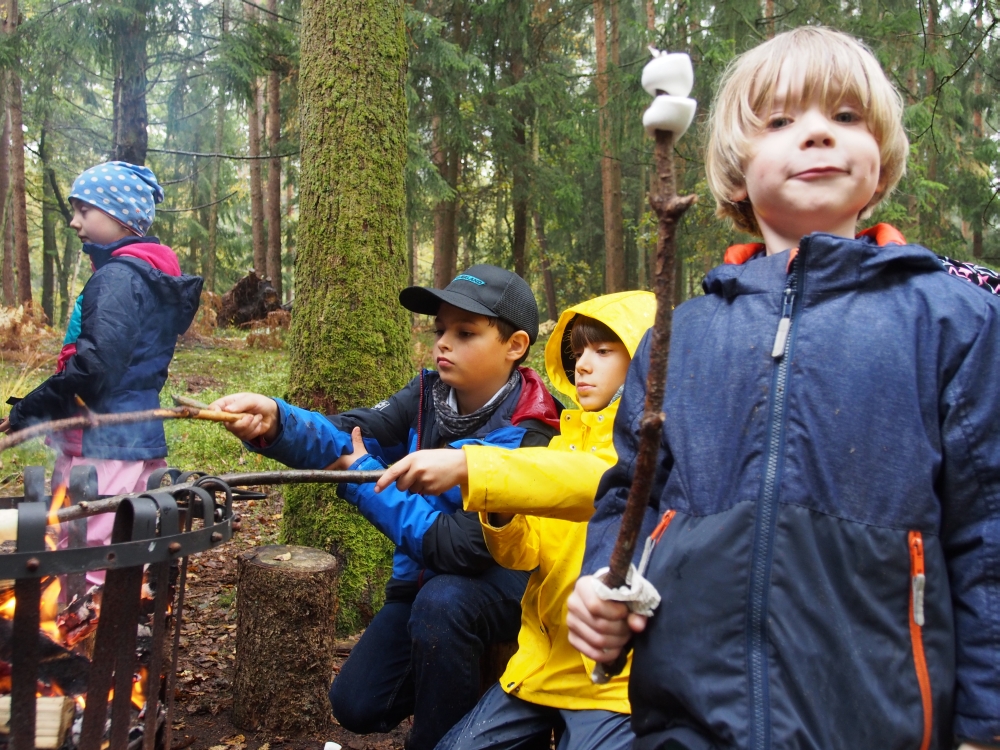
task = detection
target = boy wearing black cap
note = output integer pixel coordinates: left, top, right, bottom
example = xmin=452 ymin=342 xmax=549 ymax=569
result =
xmin=213 ymin=265 xmax=562 ymax=750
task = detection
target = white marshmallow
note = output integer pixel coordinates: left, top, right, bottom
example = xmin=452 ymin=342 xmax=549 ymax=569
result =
xmin=0 ymin=509 xmax=17 ymax=544
xmin=642 ymin=95 xmax=697 ymax=138
xmin=641 ymin=48 xmax=694 ymax=99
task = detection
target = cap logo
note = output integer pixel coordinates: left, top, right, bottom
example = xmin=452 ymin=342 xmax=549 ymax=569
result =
xmin=453 ymin=274 xmax=485 ymax=286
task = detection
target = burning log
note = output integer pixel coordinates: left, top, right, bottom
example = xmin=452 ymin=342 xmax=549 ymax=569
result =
xmin=232 ymin=545 xmax=338 ymax=735
xmin=55 ymin=586 xmax=102 ymax=652
xmin=0 ymin=695 xmax=74 ymax=749
xmin=0 ymin=616 xmax=92 ymax=696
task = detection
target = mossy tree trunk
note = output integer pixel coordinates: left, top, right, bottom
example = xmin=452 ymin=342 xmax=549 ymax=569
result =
xmin=283 ymin=0 xmax=410 ymax=634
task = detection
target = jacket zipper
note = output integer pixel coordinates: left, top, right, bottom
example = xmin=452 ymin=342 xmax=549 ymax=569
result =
xmin=637 ymin=510 xmax=676 ymax=575
xmin=748 ymin=250 xmax=801 ymax=750
xmin=908 ymin=530 xmax=933 ymax=750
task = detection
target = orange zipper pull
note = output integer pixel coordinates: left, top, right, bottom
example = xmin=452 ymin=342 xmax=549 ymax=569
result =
xmin=637 ymin=510 xmax=677 ymax=575
xmin=909 ymin=531 xmax=926 ymax=627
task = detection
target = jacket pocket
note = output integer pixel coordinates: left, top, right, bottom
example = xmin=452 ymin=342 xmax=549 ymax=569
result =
xmin=908 ymin=530 xmax=932 ymax=750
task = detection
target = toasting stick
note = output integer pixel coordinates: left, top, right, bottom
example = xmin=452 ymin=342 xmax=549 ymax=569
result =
xmin=592 ymin=48 xmax=698 ymax=682
xmin=0 ymin=398 xmax=241 ymax=454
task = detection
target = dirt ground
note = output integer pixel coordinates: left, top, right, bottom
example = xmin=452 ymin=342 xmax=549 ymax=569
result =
xmin=171 ymin=488 xmax=407 ymax=750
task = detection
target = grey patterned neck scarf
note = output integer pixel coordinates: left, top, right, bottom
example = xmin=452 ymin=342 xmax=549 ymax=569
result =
xmin=607 ymin=384 xmax=624 ymax=406
xmin=433 ymin=369 xmax=521 ymax=442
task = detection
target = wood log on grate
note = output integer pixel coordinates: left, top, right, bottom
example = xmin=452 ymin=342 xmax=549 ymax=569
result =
xmin=0 ymin=695 xmax=74 ymax=749
xmin=232 ymin=545 xmax=339 ymax=735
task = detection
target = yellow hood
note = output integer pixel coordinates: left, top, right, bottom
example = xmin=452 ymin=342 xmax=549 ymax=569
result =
xmin=544 ymin=290 xmax=657 ymax=408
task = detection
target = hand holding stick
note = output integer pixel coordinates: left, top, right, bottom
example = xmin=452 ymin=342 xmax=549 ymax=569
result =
xmin=592 ymin=48 xmax=698 ymax=682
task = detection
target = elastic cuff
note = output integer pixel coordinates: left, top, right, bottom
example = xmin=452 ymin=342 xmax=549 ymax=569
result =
xmin=337 ymin=453 xmax=386 ymax=502
xmin=954 ymin=714 xmax=1000 ymax=747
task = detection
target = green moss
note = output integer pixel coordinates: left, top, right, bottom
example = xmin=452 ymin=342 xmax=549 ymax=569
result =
xmin=288 ymin=0 xmax=411 ymax=633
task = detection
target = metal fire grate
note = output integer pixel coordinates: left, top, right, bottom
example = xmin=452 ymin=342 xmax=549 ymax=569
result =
xmin=0 ymin=465 xmax=242 ymax=750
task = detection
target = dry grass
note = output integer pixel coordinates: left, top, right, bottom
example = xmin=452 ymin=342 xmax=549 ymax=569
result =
xmin=0 ymin=305 xmax=59 ymax=362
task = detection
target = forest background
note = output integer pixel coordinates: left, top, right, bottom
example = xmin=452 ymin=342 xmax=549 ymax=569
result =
xmin=1 ymin=0 xmax=999 ymax=633
xmin=3 ymin=0 xmax=998 ymax=325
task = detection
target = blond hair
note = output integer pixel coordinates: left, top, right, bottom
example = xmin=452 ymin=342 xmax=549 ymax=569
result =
xmin=706 ymin=26 xmax=908 ymax=236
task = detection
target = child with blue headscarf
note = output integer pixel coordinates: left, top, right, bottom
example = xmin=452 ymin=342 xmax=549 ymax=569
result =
xmin=1 ymin=162 xmax=203 ymax=578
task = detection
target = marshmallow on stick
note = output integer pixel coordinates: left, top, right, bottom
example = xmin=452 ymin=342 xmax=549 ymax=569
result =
xmin=641 ymin=47 xmax=697 ymax=138
xmin=0 ymin=509 xmax=16 ymax=544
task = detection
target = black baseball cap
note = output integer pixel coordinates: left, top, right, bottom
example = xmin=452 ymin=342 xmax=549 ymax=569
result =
xmin=399 ymin=264 xmax=540 ymax=344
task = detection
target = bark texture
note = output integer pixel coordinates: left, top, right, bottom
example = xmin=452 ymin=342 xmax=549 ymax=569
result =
xmin=0 ymin=70 xmax=12 ymax=307
xmin=111 ymin=0 xmax=151 ymax=165
xmin=9 ymin=70 xmax=30 ymax=306
xmin=232 ymin=545 xmax=338 ymax=734
xmin=265 ymin=0 xmax=282 ymax=297
xmin=431 ymin=116 xmax=459 ymax=288
xmin=41 ymin=139 xmax=56 ymax=323
xmin=594 ymin=0 xmax=624 ymax=293
xmin=249 ymin=77 xmax=266 ymax=275
xmin=285 ymin=0 xmax=411 ymax=633
xmin=205 ymin=2 xmax=228 ymax=293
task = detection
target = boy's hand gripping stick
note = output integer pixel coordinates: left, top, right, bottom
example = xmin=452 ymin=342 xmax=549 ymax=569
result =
xmin=591 ymin=48 xmax=697 ymax=684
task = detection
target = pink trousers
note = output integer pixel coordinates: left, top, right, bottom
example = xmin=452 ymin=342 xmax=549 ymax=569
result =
xmin=52 ymin=454 xmax=167 ymax=585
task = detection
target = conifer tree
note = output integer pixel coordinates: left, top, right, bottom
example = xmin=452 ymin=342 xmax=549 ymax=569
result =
xmin=284 ymin=0 xmax=410 ymax=632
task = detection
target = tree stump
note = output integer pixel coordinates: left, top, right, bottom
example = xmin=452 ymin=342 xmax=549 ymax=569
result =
xmin=232 ymin=545 xmax=339 ymax=734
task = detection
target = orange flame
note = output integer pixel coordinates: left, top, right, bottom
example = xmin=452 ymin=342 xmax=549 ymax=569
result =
xmin=47 ymin=483 xmax=68 ymax=527
xmin=131 ymin=667 xmax=148 ymax=710
xmin=39 ymin=577 xmax=62 ymax=642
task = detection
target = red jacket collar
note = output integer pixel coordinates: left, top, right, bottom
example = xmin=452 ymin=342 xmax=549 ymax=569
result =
xmin=723 ymin=224 xmax=906 ymax=266
xmin=512 ymin=366 xmax=562 ymax=430
xmin=111 ymin=242 xmax=182 ymax=276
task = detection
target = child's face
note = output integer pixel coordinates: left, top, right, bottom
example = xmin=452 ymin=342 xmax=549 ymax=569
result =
xmin=573 ymin=340 xmax=631 ymax=411
xmin=433 ymin=303 xmax=523 ymax=393
xmin=69 ymin=200 xmax=134 ymax=245
xmin=732 ymin=63 xmax=882 ymax=253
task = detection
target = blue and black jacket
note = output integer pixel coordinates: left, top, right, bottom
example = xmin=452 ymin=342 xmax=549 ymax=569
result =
xmin=254 ymin=367 xmax=562 ymax=601
xmin=9 ymin=236 xmax=202 ymax=459
xmin=584 ymin=226 xmax=1000 ymax=750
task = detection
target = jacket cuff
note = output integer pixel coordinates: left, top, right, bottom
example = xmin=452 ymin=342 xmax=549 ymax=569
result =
xmin=337 ymin=453 xmax=386 ymax=504
xmin=480 ymin=511 xmax=526 ymax=540
xmin=6 ymin=403 xmax=22 ymax=431
xmin=954 ymin=714 xmax=1000 ymax=747
xmin=480 ymin=513 xmax=535 ymax=570
xmin=462 ymin=445 xmax=497 ymax=512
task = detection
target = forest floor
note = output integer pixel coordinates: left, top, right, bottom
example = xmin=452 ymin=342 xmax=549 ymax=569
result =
xmin=169 ymin=481 xmax=408 ymax=750
xmin=0 ymin=322 xmax=554 ymax=750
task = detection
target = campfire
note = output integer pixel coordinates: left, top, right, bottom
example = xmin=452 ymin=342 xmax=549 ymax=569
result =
xmin=0 ymin=465 xmax=240 ymax=750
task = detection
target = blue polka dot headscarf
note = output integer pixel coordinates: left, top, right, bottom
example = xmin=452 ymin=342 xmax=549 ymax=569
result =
xmin=69 ymin=161 xmax=164 ymax=236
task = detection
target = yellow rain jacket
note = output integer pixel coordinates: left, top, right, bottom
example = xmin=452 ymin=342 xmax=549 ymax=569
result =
xmin=462 ymin=290 xmax=656 ymax=712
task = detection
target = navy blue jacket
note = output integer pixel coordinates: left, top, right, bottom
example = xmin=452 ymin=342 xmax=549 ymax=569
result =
xmin=253 ymin=367 xmax=561 ymax=601
xmin=9 ymin=237 xmax=202 ymax=459
xmin=584 ymin=232 xmax=1000 ymax=750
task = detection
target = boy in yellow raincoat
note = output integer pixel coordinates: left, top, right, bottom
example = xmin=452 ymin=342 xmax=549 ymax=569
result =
xmin=375 ymin=290 xmax=656 ymax=750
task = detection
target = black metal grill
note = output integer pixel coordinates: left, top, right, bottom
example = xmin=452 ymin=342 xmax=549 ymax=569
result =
xmin=0 ymin=465 xmax=241 ymax=750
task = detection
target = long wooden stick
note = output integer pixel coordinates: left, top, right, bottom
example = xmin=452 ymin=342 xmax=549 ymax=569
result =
xmin=0 ymin=404 xmax=240 ymax=454
xmin=597 ymin=128 xmax=696 ymax=679
xmin=51 ymin=469 xmax=387 ymax=523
